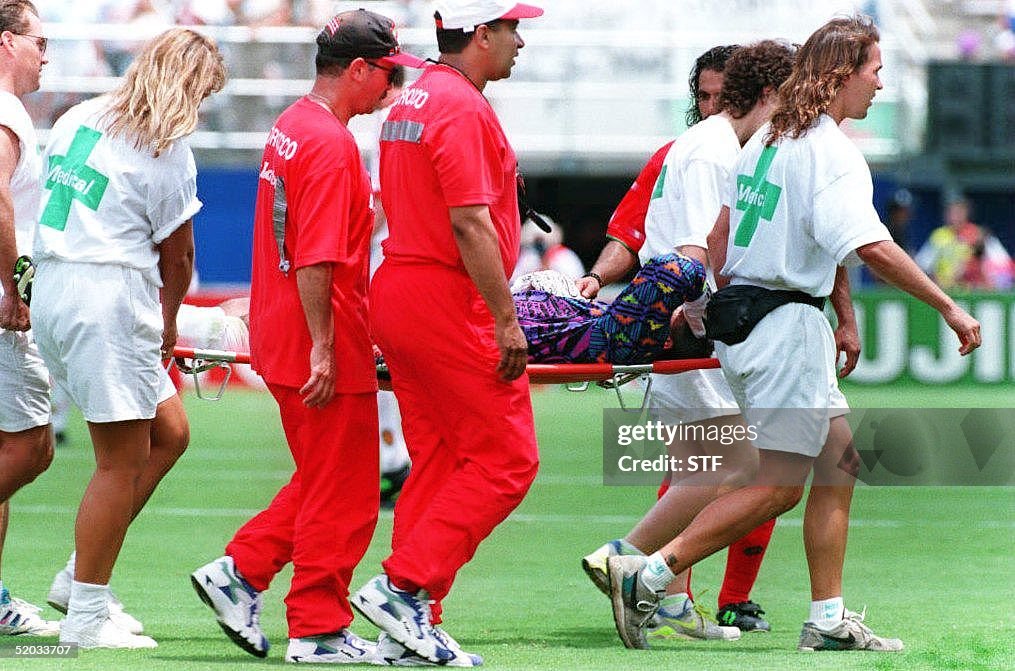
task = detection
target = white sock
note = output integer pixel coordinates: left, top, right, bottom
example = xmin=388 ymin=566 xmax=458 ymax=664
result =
xmin=65 ymin=551 xmax=77 ymax=576
xmin=809 ymin=596 xmax=844 ymax=630
xmin=66 ymin=580 xmax=109 ymax=627
xmin=640 ymin=552 xmax=676 ymax=592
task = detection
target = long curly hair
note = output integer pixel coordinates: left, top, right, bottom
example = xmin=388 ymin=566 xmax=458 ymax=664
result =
xmin=766 ymin=15 xmax=879 ymax=145
xmin=101 ymin=28 xmax=226 ymax=157
xmin=719 ymin=40 xmax=796 ymax=120
xmin=685 ymin=44 xmax=739 ymax=127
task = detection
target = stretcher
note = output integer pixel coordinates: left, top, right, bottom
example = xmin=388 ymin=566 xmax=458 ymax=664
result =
xmin=172 ymin=346 xmax=720 ymax=409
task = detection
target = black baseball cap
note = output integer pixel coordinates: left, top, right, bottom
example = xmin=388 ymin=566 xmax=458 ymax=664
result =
xmin=318 ymin=9 xmax=425 ymax=68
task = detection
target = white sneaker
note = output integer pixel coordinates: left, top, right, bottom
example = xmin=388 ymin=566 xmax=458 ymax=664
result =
xmin=191 ymin=555 xmax=269 ymax=658
xmin=376 ymin=628 xmax=484 ymax=667
xmin=350 ymin=575 xmax=453 ymax=664
xmin=0 ymin=589 xmax=60 ymax=636
xmin=60 ymin=615 xmax=157 ymax=649
xmin=47 ymin=565 xmax=144 ymax=635
xmin=285 ymin=629 xmax=376 ymax=664
xmin=798 ymin=608 xmax=904 ymax=652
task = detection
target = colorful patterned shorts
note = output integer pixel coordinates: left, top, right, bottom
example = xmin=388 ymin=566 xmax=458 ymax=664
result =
xmin=515 ymin=252 xmax=706 ymax=364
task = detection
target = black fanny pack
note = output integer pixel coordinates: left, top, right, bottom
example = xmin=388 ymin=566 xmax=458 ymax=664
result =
xmin=704 ymin=285 xmax=826 ymax=346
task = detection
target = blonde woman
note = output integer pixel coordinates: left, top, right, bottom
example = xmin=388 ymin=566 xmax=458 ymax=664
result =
xmin=31 ymin=28 xmax=225 ymax=649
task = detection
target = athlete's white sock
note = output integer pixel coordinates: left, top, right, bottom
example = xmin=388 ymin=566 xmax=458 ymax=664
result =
xmin=640 ymin=552 xmax=676 ymax=592
xmin=64 ymin=580 xmax=109 ymax=630
xmin=809 ymin=596 xmax=844 ymax=630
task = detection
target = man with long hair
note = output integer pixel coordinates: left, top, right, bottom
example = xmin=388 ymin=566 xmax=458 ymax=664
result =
xmin=31 ymin=28 xmax=225 ymax=649
xmin=190 ymin=10 xmax=424 ymax=664
xmin=608 ymin=15 xmax=980 ymax=652
xmin=584 ymin=40 xmax=806 ymax=647
xmin=580 ymin=45 xmax=739 ymax=294
xmin=0 ymin=0 xmax=58 ymax=637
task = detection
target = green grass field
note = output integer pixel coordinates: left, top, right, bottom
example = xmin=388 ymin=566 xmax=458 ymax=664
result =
xmin=2 ymin=383 xmax=1013 ymax=670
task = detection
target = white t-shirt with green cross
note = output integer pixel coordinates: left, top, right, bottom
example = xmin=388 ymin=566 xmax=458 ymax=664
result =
xmin=640 ymin=114 xmax=740 ymax=266
xmin=34 ymin=96 xmax=201 ymax=287
xmin=721 ymin=114 xmax=890 ymax=297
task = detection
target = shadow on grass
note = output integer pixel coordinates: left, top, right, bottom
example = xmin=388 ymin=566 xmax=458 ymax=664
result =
xmin=483 ymin=626 xmax=789 ymax=653
xmin=158 ymin=656 xmax=282 ymax=665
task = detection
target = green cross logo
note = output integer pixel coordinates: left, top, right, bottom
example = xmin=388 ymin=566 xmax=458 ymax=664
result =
xmin=733 ymin=145 xmax=781 ymax=247
xmin=40 ymin=125 xmax=109 ymax=231
xmin=651 ymin=164 xmax=668 ymax=199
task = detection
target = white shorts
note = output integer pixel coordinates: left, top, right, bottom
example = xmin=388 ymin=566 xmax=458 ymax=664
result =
xmin=715 ymin=303 xmax=849 ymax=457
xmin=648 ymin=368 xmax=740 ymax=425
xmin=0 ymin=329 xmax=51 ymax=432
xmin=32 ymin=260 xmax=176 ymax=423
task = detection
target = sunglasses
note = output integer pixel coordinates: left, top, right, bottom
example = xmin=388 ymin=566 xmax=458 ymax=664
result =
xmin=366 ymin=60 xmax=397 ymax=85
xmin=13 ymin=32 xmax=47 ymax=54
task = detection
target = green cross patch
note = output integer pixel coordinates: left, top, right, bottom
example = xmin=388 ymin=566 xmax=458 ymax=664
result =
xmin=733 ymin=145 xmax=781 ymax=247
xmin=650 ymin=164 xmax=668 ymax=200
xmin=41 ymin=125 xmax=109 ymax=231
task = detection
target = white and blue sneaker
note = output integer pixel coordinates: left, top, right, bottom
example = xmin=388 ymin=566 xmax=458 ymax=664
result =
xmin=350 ymin=575 xmax=453 ymax=664
xmin=375 ymin=628 xmax=483 ymax=667
xmin=285 ymin=629 xmax=376 ymax=664
xmin=0 ymin=588 xmax=60 ymax=636
xmin=191 ymin=555 xmax=269 ymax=658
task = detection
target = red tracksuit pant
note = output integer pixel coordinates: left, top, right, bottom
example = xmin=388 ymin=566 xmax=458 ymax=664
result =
xmin=226 ymin=384 xmax=379 ymax=637
xmin=370 ymin=263 xmax=540 ymax=615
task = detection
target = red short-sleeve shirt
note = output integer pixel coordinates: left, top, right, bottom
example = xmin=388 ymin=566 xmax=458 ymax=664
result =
xmin=378 ymin=64 xmax=520 ymax=276
xmin=606 ymin=140 xmax=674 ymax=253
xmin=249 ymin=98 xmax=377 ymax=393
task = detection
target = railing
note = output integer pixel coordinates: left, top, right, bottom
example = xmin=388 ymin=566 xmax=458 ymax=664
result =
xmin=31 ymin=5 xmax=923 ymax=174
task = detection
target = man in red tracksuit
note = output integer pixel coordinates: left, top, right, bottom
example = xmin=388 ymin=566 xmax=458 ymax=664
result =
xmin=190 ymin=10 xmax=424 ymax=664
xmin=350 ymin=2 xmax=543 ymax=667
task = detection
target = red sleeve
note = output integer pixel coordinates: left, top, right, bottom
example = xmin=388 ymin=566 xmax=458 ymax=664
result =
xmin=605 ymin=140 xmax=674 ymax=252
xmin=429 ymin=106 xmax=505 ymax=208
xmin=288 ymin=138 xmax=357 ymax=268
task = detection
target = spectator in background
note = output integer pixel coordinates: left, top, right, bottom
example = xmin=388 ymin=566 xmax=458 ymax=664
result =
xmin=884 ymin=188 xmax=914 ymax=253
xmin=98 ymin=0 xmax=173 ymax=76
xmin=956 ymin=28 xmax=982 ymax=61
xmin=996 ymin=0 xmax=1015 ymax=61
xmin=511 ymin=216 xmax=585 ymax=284
xmin=915 ymin=197 xmax=1015 ymax=290
xmin=29 ymin=1 xmax=109 ymax=125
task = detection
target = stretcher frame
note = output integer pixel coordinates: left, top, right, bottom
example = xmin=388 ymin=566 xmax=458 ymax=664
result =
xmin=172 ymin=346 xmax=720 ymax=408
